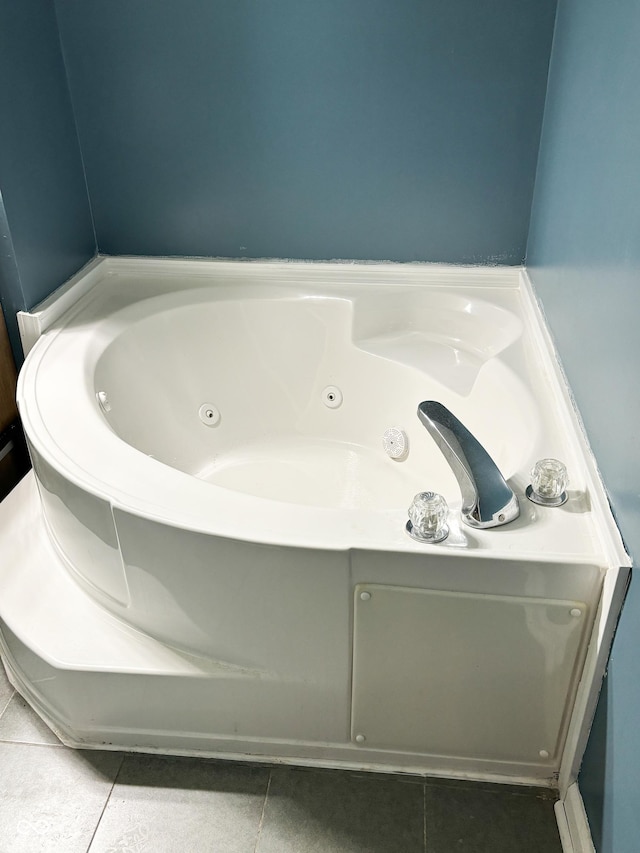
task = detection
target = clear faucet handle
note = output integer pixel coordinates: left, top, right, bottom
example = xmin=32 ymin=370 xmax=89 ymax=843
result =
xmin=406 ymin=491 xmax=449 ymax=543
xmin=526 ymin=458 xmax=569 ymax=506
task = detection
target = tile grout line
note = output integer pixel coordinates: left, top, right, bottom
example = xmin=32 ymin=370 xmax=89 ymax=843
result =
xmin=0 ymin=737 xmax=67 ymax=748
xmin=0 ymin=690 xmax=16 ymax=720
xmin=84 ymin=752 xmax=126 ymax=853
xmin=253 ymin=768 xmax=272 ymax=853
xmin=0 ymin=663 xmax=15 ymax=716
xmin=423 ymin=783 xmax=428 ymax=853
xmin=0 ymin=691 xmax=68 ymax=747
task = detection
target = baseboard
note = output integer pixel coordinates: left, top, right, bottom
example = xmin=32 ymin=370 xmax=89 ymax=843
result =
xmin=555 ymin=783 xmax=596 ymax=853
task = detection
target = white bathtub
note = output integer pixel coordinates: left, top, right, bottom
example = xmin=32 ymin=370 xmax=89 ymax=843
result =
xmin=0 ymin=257 xmax=630 ymax=788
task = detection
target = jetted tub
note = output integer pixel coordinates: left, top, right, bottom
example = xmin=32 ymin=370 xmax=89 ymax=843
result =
xmin=0 ymin=258 xmax=630 ymax=788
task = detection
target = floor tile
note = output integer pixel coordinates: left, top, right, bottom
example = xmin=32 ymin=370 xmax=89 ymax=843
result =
xmin=0 ymin=742 xmax=123 ymax=853
xmin=256 ymin=767 xmax=425 ymax=853
xmin=0 ymin=660 xmax=13 ymax=715
xmin=88 ymin=754 xmax=269 ymax=853
xmin=0 ymin=693 xmax=63 ymax=745
xmin=424 ymin=783 xmax=563 ymax=853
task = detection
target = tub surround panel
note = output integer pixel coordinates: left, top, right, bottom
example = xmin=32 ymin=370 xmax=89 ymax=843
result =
xmin=53 ymin=0 xmax=556 ymax=264
xmin=0 ymin=473 xmax=607 ymax=785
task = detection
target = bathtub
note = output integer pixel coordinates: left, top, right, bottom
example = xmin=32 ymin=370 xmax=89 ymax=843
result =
xmin=0 ymin=257 xmax=630 ymax=788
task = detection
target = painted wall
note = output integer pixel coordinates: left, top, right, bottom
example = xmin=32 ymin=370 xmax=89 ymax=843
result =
xmin=527 ymin=0 xmax=640 ymax=850
xmin=0 ymin=0 xmax=95 ymax=362
xmin=54 ymin=0 xmax=556 ymax=264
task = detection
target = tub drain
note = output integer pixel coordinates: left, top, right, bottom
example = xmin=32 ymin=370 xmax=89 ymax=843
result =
xmin=96 ymin=391 xmax=111 ymax=413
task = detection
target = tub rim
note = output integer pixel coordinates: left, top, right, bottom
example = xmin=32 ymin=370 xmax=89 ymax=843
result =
xmin=15 ymin=257 xmax=624 ymax=564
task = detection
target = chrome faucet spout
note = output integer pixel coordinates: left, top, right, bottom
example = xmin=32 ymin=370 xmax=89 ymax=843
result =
xmin=417 ymin=401 xmax=519 ymax=529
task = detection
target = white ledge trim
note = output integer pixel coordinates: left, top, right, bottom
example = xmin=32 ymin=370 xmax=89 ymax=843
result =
xmin=556 ymin=783 xmax=596 ymax=853
xmin=17 ymin=255 xmax=521 ymax=356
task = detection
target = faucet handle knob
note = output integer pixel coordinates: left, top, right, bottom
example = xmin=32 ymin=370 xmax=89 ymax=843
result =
xmin=406 ymin=491 xmax=449 ymax=543
xmin=526 ymin=458 xmax=569 ymax=506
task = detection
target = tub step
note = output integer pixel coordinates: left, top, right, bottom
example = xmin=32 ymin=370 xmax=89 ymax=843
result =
xmin=0 ymin=473 xmax=231 ymax=676
xmin=0 ymin=474 xmax=329 ymax=756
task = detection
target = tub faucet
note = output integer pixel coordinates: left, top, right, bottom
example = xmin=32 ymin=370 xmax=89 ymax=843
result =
xmin=417 ymin=401 xmax=519 ymax=529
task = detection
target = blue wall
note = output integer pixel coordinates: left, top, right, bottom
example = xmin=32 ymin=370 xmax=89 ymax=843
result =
xmin=54 ymin=0 xmax=556 ymax=264
xmin=0 ymin=0 xmax=558 ymax=364
xmin=527 ymin=0 xmax=640 ymax=849
xmin=0 ymin=0 xmax=95 ymax=361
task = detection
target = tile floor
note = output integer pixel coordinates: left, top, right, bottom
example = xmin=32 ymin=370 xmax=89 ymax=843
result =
xmin=0 ymin=662 xmax=563 ymax=853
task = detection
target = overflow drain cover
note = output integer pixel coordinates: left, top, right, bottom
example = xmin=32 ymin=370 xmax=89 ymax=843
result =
xmin=382 ymin=427 xmax=408 ymax=459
